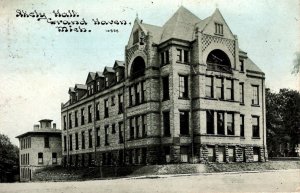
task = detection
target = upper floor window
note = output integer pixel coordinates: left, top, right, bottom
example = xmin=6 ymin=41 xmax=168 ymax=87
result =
xmin=63 ymin=136 xmax=67 ymax=151
xmin=105 ymin=77 xmax=109 ymax=88
xmin=88 ymin=105 xmax=92 ymax=123
xmin=176 ymin=49 xmax=189 ymax=63
xmin=163 ymin=111 xmax=171 ymax=137
xmin=206 ymin=110 xmax=214 ymax=134
xmin=105 ymin=125 xmax=109 ymax=146
xmin=91 ymin=85 xmax=94 ymax=94
xmin=44 ymin=137 xmax=49 ymax=148
xmin=97 ymin=81 xmax=100 ymax=91
xmin=226 ymin=79 xmax=233 ymax=100
xmin=96 ymin=103 xmax=100 ymax=120
xmin=207 ymin=49 xmax=231 ymax=73
xmin=142 ymin=114 xmax=147 ymax=137
xmin=217 ymin=112 xmax=225 ymax=135
xmin=179 ymin=75 xmax=188 ymax=98
xmin=161 ymin=50 xmax=170 ymax=66
xmin=75 ymin=133 xmax=79 ymax=150
xmin=116 ymin=71 xmax=120 ymax=82
xmin=69 ymin=134 xmax=73 ymax=150
xmin=69 ymin=113 xmax=72 ymax=129
xmin=216 ymin=78 xmax=224 ymax=99
xmin=252 ymin=85 xmax=259 ymax=105
xmin=131 ymin=56 xmax=145 ymax=79
xmin=104 ymin=99 xmax=109 ymax=118
xmin=162 ymin=76 xmax=169 ymax=101
xmin=81 ymin=108 xmax=85 ymax=125
xmin=63 ymin=115 xmax=66 ymax=130
xmin=240 ymin=114 xmax=245 ymax=137
xmin=119 ymin=122 xmax=124 ymax=144
xmin=239 ymin=83 xmax=244 ymax=104
xmin=96 ymin=127 xmax=100 ymax=147
xmin=205 ymin=76 xmax=213 ymax=98
xmin=75 ymin=111 xmax=78 ymax=127
xmin=215 ymin=23 xmax=223 ymax=35
xmin=141 ymin=81 xmax=146 ymax=103
xmin=118 ymin=94 xmax=123 ymax=114
xmin=88 ymin=129 xmax=93 ymax=148
xmin=239 ymin=60 xmax=244 ymax=72
xmin=81 ymin=131 xmax=85 ymax=149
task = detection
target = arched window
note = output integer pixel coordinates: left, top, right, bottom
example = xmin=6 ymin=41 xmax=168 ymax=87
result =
xmin=206 ymin=49 xmax=231 ymax=73
xmin=131 ymin=56 xmax=145 ymax=79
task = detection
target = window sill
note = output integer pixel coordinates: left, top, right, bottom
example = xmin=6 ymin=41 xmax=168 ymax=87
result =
xmin=252 ymin=137 xmax=260 ymax=139
xmin=162 ymin=98 xmax=170 ymax=102
xmin=240 ymin=136 xmax=245 ymax=139
xmin=240 ymin=103 xmax=245 ymax=106
xmin=179 ymin=134 xmax=190 ymax=137
xmin=239 ymin=71 xmax=245 ymax=73
xmin=178 ymin=97 xmax=190 ymax=100
xmin=251 ymin=104 xmax=260 ymax=107
xmin=214 ymin=33 xmax=224 ymax=36
xmin=203 ymin=97 xmax=217 ymax=100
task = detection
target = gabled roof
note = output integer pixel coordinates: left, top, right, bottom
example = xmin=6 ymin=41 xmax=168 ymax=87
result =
xmin=103 ymin=66 xmax=115 ymax=74
xmin=160 ymin=6 xmax=201 ymax=43
xmin=75 ymin=84 xmax=87 ymax=90
xmin=141 ymin=23 xmax=163 ymax=44
xmin=113 ymin=60 xmax=125 ymax=69
xmin=86 ymin=72 xmax=96 ymax=84
xmin=196 ymin=16 xmax=211 ymax=32
xmin=95 ymin=71 xmax=104 ymax=78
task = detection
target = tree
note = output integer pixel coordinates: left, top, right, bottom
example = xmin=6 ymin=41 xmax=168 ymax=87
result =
xmin=0 ymin=134 xmax=19 ymax=182
xmin=266 ymin=88 xmax=300 ymax=157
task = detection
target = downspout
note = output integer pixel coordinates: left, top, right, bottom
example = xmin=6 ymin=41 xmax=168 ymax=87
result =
xmin=190 ymin=48 xmax=194 ymax=163
xmin=123 ymin=82 xmax=126 ymax=165
xmin=66 ymin=106 xmax=69 ymax=168
xmin=262 ymin=78 xmax=266 ymax=161
xmin=93 ymin=94 xmax=97 ymax=166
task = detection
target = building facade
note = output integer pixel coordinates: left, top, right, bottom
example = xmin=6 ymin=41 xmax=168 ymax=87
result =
xmin=61 ymin=6 xmax=267 ymax=167
xmin=16 ymin=119 xmax=62 ymax=181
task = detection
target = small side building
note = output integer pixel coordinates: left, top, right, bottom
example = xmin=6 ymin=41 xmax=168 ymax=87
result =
xmin=16 ymin=119 xmax=62 ymax=182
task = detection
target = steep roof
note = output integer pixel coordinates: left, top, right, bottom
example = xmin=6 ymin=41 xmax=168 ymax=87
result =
xmin=103 ymin=66 xmax=115 ymax=74
xmin=113 ymin=60 xmax=125 ymax=68
xmin=160 ymin=6 xmax=201 ymax=43
xmin=96 ymin=71 xmax=104 ymax=78
xmin=86 ymin=72 xmax=96 ymax=84
xmin=141 ymin=23 xmax=163 ymax=44
xmin=75 ymin=84 xmax=87 ymax=90
xmin=245 ymin=57 xmax=264 ymax=74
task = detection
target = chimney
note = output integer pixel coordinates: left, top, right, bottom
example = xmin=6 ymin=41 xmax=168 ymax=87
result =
xmin=53 ymin=123 xmax=56 ymax=130
xmin=33 ymin=124 xmax=39 ymax=131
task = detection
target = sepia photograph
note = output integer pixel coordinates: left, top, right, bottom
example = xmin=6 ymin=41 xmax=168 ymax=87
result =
xmin=0 ymin=0 xmax=299 ymax=192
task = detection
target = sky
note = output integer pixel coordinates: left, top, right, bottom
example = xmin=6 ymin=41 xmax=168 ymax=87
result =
xmin=0 ymin=0 xmax=299 ymax=145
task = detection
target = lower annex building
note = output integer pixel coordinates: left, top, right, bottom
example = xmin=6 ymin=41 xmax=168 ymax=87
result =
xmin=16 ymin=119 xmax=62 ymax=181
xmin=61 ymin=6 xmax=267 ymax=167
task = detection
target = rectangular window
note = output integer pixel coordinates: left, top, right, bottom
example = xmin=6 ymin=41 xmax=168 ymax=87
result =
xmin=88 ymin=105 xmax=92 ymax=123
xmin=44 ymin=137 xmax=49 ymax=148
xmin=104 ymin=99 xmax=109 ymax=118
xmin=180 ymin=146 xmax=188 ymax=163
xmin=97 ymin=81 xmax=100 ymax=91
xmin=75 ymin=111 xmax=78 ymax=127
xmin=179 ymin=75 xmax=188 ymax=98
xmin=91 ymin=85 xmax=94 ymax=94
xmin=52 ymin=153 xmax=57 ymax=164
xmin=227 ymin=113 xmax=234 ymax=135
xmin=119 ymin=122 xmax=124 ymax=144
xmin=161 ymin=50 xmax=170 ymax=66
xmin=75 ymin=133 xmax=79 ymax=150
xmin=163 ymin=111 xmax=171 ymax=136
xmin=166 ymin=50 xmax=170 ymax=64
xmin=184 ymin=50 xmax=189 ymax=63
xmin=105 ymin=77 xmax=109 ymax=88
xmin=63 ymin=115 xmax=66 ymax=130
xmin=180 ymin=111 xmax=189 ymax=135
xmin=141 ymin=81 xmax=146 ymax=103
xmin=88 ymin=129 xmax=93 ymax=148
xmin=81 ymin=108 xmax=85 ymax=125
xmin=217 ymin=112 xmax=225 ymax=135
xmin=205 ymin=76 xmax=213 ymax=98
xmin=206 ymin=110 xmax=214 ymax=134
xmin=111 ymin=96 xmax=115 ymax=106
xmin=69 ymin=134 xmax=72 ymax=151
xmin=112 ymin=124 xmax=116 ymax=134
xmin=240 ymin=114 xmax=244 ymax=137
xmin=161 ymin=52 xmax=165 ymax=65
xmin=96 ymin=103 xmax=100 ymax=120
xmin=116 ymin=71 xmax=120 ymax=82
xmin=81 ymin=131 xmax=85 ymax=149
xmin=130 ymin=117 xmax=134 ymax=139
xmin=226 ymin=79 xmax=233 ymax=100
xmin=162 ymin=76 xmax=169 ymax=100
xmin=105 ymin=125 xmax=109 ymax=146
xmin=142 ymin=114 xmax=147 ymax=137
xmin=176 ymin=49 xmax=182 ymax=62
xmin=64 ymin=136 xmax=67 ymax=151
xmin=135 ymin=116 xmax=140 ymax=138
xmin=118 ymin=94 xmax=123 ymax=114
xmin=69 ymin=113 xmax=72 ymax=129
xmin=38 ymin=153 xmax=43 ymax=164
xmin=135 ymin=83 xmax=140 ymax=105
xmin=252 ymin=85 xmax=259 ymax=105
xmin=216 ymin=78 xmax=224 ymax=99
xmin=215 ymin=23 xmax=223 ymax=35
xmin=239 ymin=83 xmax=244 ymax=104
xmin=96 ymin=127 xmax=100 ymax=147
xmin=252 ymin=116 xmax=260 ymax=137
xmin=239 ymin=60 xmax=244 ymax=72
xmin=129 ymin=86 xmax=134 ymax=106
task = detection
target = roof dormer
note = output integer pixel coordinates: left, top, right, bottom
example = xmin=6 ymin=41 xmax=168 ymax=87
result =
xmin=103 ymin=67 xmax=115 ymax=88
xmin=113 ymin=60 xmax=125 ymax=83
xmin=74 ymin=84 xmax=87 ymax=100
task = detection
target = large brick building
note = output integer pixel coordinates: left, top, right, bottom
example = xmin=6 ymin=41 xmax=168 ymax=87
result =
xmin=16 ymin=119 xmax=62 ymax=181
xmin=61 ymin=6 xmax=267 ymax=167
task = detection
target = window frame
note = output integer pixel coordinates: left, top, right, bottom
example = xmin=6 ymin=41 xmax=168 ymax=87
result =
xmin=179 ymin=75 xmax=189 ymax=99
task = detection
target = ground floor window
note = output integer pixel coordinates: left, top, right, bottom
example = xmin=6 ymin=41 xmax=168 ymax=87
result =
xmin=180 ymin=146 xmax=188 ymax=163
xmin=228 ymin=147 xmax=235 ymax=162
xmin=218 ymin=146 xmax=225 ymax=162
xmin=207 ymin=146 xmax=215 ymax=162
xmin=253 ymin=147 xmax=260 ymax=162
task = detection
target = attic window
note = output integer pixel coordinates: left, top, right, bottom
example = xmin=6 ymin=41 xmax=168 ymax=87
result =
xmin=133 ymin=30 xmax=139 ymax=44
xmin=207 ymin=49 xmax=231 ymax=73
xmin=215 ymin=23 xmax=223 ymax=35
